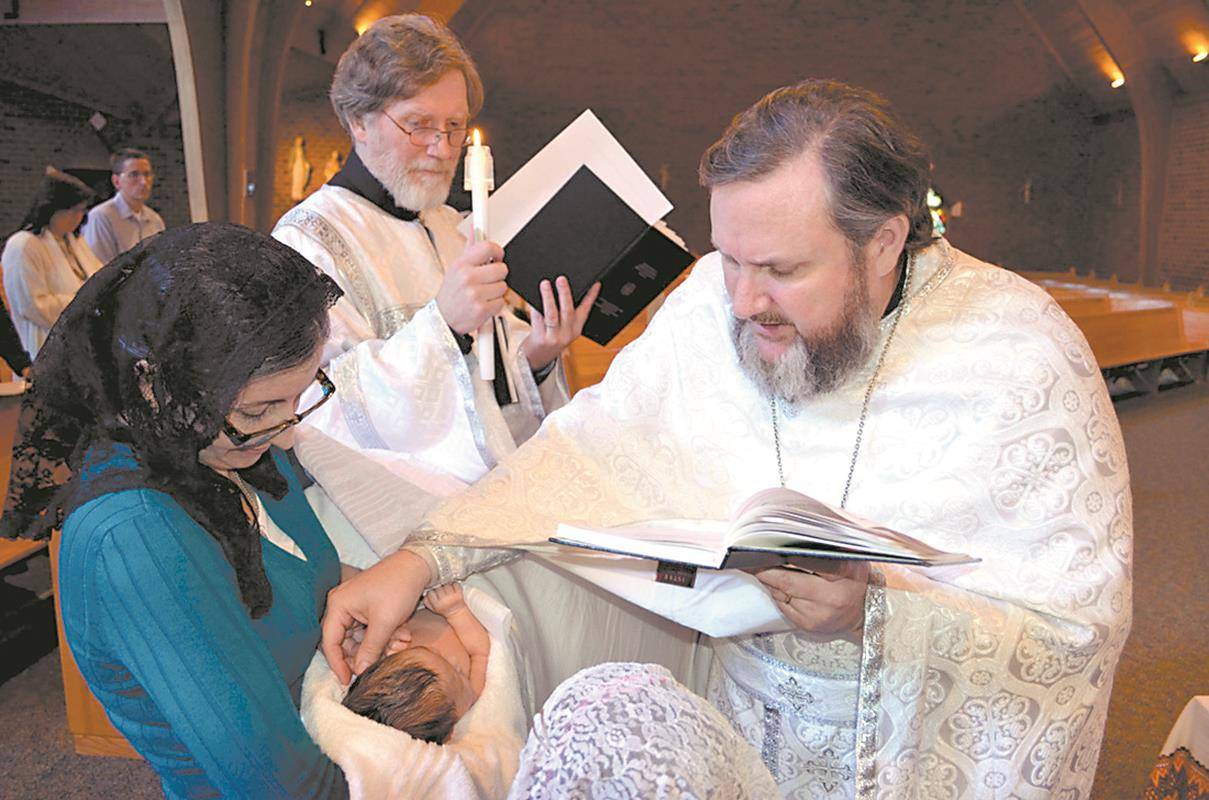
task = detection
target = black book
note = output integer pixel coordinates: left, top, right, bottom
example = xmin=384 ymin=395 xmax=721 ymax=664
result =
xmin=502 ymin=166 xmax=695 ymax=345
xmin=463 ymin=110 xmax=695 ymax=346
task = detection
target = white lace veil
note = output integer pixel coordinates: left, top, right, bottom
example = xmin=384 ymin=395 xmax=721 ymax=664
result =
xmin=508 ymin=663 xmax=778 ymax=799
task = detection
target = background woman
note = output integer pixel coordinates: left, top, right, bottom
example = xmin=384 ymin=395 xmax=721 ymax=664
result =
xmin=3 ymin=223 xmax=349 ymax=798
xmin=1 ymin=167 xmax=103 ymax=358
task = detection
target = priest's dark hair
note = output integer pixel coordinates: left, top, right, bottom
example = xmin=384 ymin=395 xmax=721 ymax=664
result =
xmin=330 ymin=13 xmax=484 ymax=133
xmin=699 ymin=79 xmax=934 ymax=256
xmin=17 ymin=167 xmax=95 ymax=236
xmin=1 ymin=222 xmax=342 ymax=618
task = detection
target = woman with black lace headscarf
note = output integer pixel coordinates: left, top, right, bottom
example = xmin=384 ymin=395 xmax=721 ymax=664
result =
xmin=2 ymin=223 xmax=349 ymax=798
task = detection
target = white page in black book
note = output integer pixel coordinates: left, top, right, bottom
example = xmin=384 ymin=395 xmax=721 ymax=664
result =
xmin=552 ymin=486 xmax=979 ymax=570
xmin=456 ymin=109 xmax=671 ymax=247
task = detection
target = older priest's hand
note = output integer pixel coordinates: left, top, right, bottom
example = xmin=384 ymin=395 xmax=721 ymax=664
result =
xmin=755 ymin=559 xmax=869 ymax=639
xmin=524 ymin=275 xmax=601 ymax=372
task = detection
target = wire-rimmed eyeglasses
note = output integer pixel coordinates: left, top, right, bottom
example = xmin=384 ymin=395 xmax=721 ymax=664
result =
xmin=222 ymin=369 xmax=336 ymax=449
xmin=381 ymin=109 xmax=473 ymax=148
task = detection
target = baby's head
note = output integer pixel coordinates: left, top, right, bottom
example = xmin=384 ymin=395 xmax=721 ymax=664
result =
xmin=343 ymin=646 xmax=477 ymax=744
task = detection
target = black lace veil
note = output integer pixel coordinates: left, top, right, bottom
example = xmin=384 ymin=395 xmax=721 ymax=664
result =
xmin=1 ymin=222 xmax=341 ymax=617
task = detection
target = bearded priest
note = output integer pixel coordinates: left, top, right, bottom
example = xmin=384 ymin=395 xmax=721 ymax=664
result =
xmin=324 ymin=80 xmax=1132 ymax=800
xmin=275 ymin=15 xmax=595 ymax=488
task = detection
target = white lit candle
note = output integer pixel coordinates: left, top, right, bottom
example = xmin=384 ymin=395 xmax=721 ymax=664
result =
xmin=464 ymin=128 xmax=496 ymax=381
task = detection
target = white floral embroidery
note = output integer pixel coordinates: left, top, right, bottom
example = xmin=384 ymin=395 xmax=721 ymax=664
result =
xmin=876 ymin=748 xmax=962 ymax=799
xmin=945 ymin=691 xmax=1036 ymax=759
xmin=990 ymin=431 xmax=1081 ymax=521
xmin=1026 ymin=707 xmax=1091 ymax=789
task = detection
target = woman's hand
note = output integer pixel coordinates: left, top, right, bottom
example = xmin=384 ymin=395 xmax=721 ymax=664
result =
xmin=321 ymin=549 xmax=434 ymax=684
xmin=524 ymin=276 xmax=601 ymax=372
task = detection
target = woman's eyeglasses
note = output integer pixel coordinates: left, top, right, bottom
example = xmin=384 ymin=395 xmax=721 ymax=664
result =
xmin=222 ymin=369 xmax=336 ymax=449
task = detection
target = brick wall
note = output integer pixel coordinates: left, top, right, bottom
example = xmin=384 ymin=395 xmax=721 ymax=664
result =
xmin=1157 ymin=93 xmax=1209 ymax=291
xmin=0 ymin=31 xmax=189 ymax=244
xmin=451 ymin=0 xmax=1152 ymax=277
xmin=1077 ymin=113 xmax=1142 ymax=283
xmin=0 ymin=82 xmax=111 ymax=236
xmin=271 ymin=90 xmax=350 ymax=225
xmin=932 ymin=87 xmax=1113 ymax=276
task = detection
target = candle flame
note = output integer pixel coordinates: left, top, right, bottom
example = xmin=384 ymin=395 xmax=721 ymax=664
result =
xmin=472 ymin=128 xmax=482 ymax=146
xmin=1194 ymin=50 xmax=1208 ymax=63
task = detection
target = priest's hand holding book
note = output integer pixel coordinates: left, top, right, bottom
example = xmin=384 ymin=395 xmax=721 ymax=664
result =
xmin=521 ymin=274 xmax=601 ymax=372
xmin=435 ymin=238 xmax=599 ymax=371
xmin=754 ymin=559 xmax=869 ymax=640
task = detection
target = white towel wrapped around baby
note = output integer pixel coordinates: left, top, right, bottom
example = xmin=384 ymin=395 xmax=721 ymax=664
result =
xmin=301 ymin=587 xmax=527 ymax=800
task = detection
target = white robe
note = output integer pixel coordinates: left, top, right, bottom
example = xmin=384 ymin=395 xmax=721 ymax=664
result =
xmin=1 ymin=229 xmax=102 ymax=357
xmin=274 ymin=184 xmax=568 ymax=489
xmin=404 ymin=240 xmax=1132 ymax=799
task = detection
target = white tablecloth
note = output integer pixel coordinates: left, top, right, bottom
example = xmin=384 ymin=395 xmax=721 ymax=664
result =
xmin=1163 ymin=697 xmax=1209 ymax=764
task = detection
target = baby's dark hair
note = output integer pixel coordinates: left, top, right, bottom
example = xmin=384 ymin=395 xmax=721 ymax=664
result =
xmin=343 ymin=648 xmax=457 ymax=744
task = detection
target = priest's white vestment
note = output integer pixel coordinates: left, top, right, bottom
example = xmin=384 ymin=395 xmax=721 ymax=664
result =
xmin=274 ymin=185 xmax=568 ymax=485
xmin=403 ymin=240 xmax=1132 ymax=800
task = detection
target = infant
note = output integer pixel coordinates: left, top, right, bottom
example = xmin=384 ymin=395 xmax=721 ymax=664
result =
xmin=342 ymin=583 xmax=490 ymax=744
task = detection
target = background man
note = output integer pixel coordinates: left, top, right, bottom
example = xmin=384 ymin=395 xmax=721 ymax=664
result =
xmin=82 ymin=148 xmax=165 ymax=264
xmin=277 ymin=14 xmax=595 ymax=499
xmin=325 ymin=79 xmax=1132 ymax=799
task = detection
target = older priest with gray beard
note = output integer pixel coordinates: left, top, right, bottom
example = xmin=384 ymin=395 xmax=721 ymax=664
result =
xmin=324 ymin=80 xmax=1132 ymax=799
xmin=275 ymin=15 xmax=595 ymax=492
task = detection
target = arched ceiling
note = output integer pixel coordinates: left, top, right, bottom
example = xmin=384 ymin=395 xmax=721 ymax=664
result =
xmin=0 ymin=23 xmax=177 ymax=125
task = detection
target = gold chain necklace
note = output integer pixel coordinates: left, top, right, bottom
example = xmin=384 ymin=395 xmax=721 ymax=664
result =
xmin=227 ymin=471 xmax=259 ymax=520
xmin=770 ymin=249 xmax=916 ymax=508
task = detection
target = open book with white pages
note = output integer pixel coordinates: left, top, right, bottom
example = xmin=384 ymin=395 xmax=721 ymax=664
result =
xmin=531 ymin=487 xmax=979 ymax=636
xmin=550 ymin=487 xmax=979 ymax=571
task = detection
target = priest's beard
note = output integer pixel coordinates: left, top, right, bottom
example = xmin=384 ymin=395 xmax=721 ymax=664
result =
xmin=732 ymin=265 xmax=879 ymax=406
xmin=359 ymin=131 xmax=456 ymax=212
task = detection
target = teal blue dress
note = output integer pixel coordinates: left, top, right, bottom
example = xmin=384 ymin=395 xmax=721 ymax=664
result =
xmin=58 ymin=444 xmax=348 ymax=799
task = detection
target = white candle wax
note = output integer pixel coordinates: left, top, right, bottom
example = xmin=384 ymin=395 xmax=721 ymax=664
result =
xmin=463 ymin=129 xmax=496 ymax=381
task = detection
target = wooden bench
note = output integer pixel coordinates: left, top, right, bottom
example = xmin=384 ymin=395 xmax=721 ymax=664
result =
xmin=1073 ymin=302 xmax=1199 ymax=369
xmin=1053 ymin=294 xmax=1112 ymax=317
xmin=0 ymin=538 xmax=45 ymax=570
xmin=1024 ymin=272 xmax=1209 ymax=373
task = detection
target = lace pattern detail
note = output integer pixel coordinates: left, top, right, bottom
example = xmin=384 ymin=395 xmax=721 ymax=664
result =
xmin=509 ymin=663 xmax=778 ymax=800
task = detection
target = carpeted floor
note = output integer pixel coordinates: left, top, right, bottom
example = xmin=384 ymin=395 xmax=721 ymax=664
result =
xmin=1092 ymin=381 xmax=1209 ymax=797
xmin=1 ymin=382 xmax=1206 ymax=799
xmin=0 ymin=650 xmax=160 ymax=798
